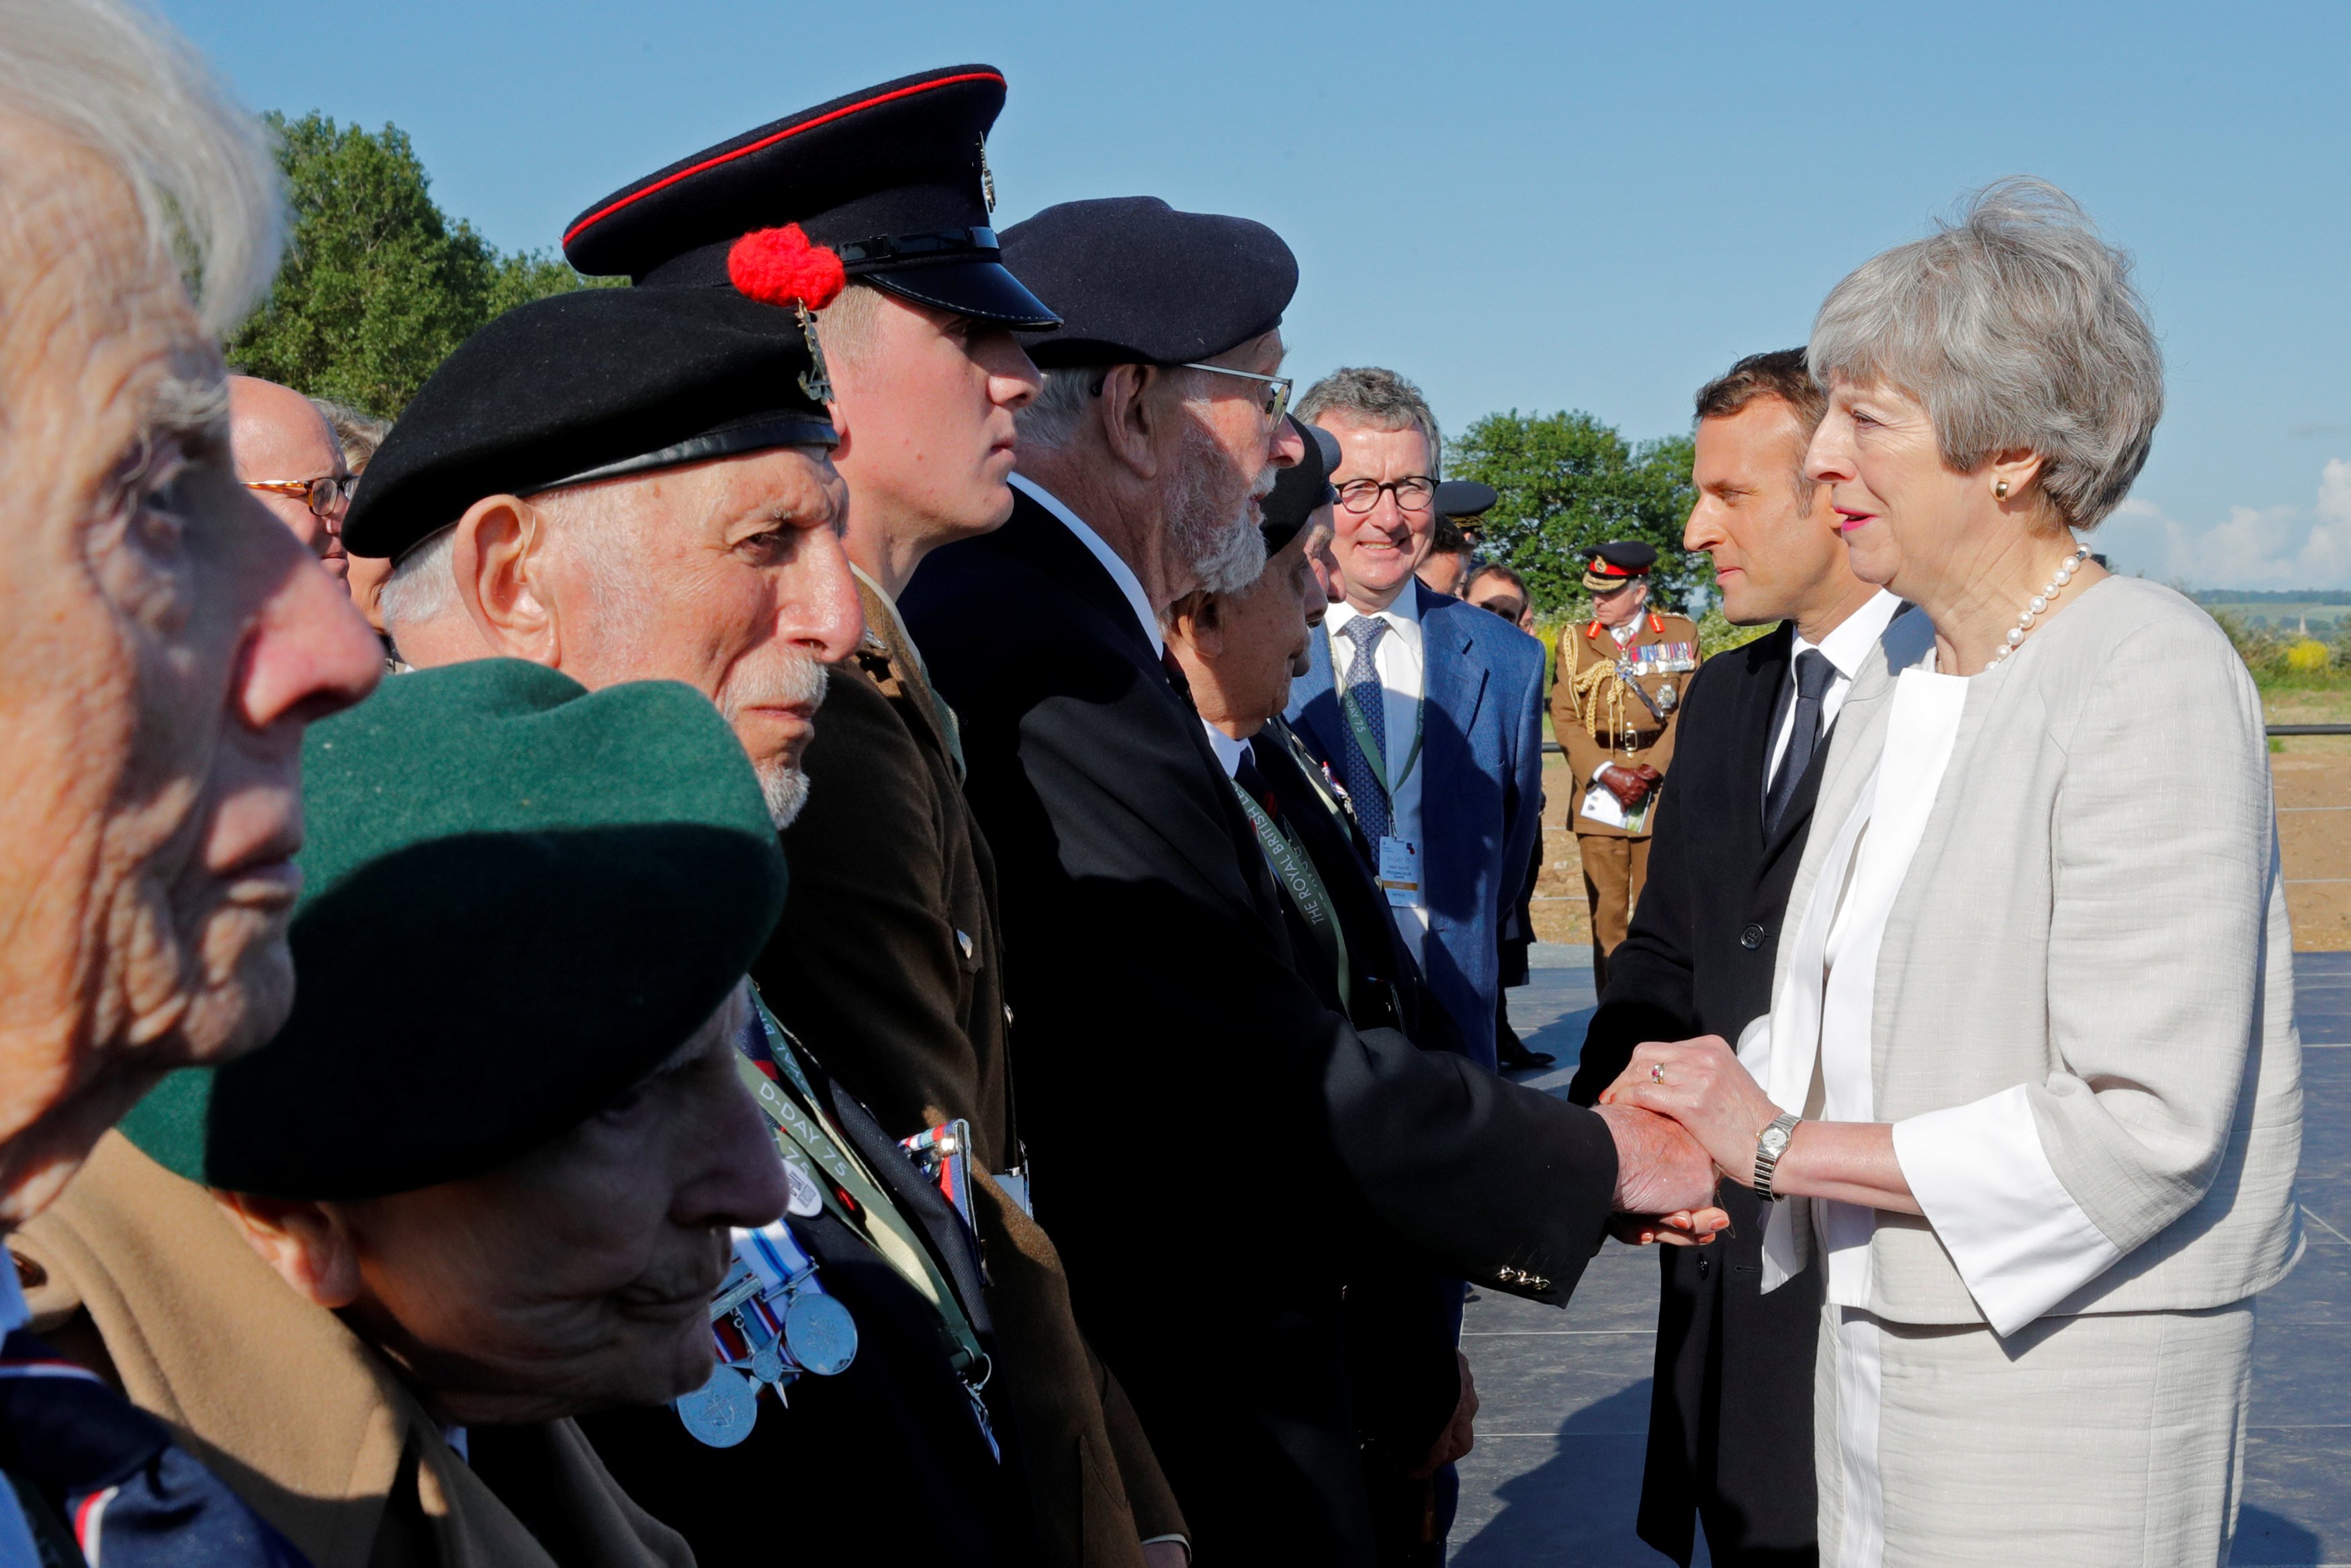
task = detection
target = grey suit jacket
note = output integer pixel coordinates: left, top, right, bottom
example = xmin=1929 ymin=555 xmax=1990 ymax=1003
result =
xmin=1773 ymin=577 xmax=2304 ymax=1325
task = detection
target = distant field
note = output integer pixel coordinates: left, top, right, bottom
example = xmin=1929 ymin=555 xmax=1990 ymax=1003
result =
xmin=2196 ymin=590 xmax=2351 ymax=638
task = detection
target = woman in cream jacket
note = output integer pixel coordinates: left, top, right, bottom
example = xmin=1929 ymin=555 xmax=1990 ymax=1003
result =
xmin=1607 ymin=179 xmax=2303 ymax=1566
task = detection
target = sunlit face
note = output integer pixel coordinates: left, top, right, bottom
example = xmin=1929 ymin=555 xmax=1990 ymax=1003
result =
xmin=232 ymin=988 xmax=788 ymax=1424
xmin=543 ymin=449 xmax=862 ymax=827
xmin=1686 ymin=398 xmax=1848 ymax=627
xmin=1417 ymin=547 xmax=1469 ymax=598
xmin=1591 ymin=578 xmax=1648 ymax=629
xmin=0 ymin=125 xmax=381 ymax=1225
xmin=1170 ymin=522 xmax=1330 ymax=733
xmin=230 ymin=376 xmax=351 ymax=585
xmin=824 ymin=287 xmax=1040 ymax=542
xmin=1161 ymin=330 xmax=1301 ymax=597
xmin=1324 ymin=420 xmax=1435 ymax=606
xmin=1804 ymin=375 xmax=1982 ymax=602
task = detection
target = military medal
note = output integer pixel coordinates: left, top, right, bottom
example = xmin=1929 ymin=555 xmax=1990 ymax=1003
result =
xmin=674 ymin=1363 xmax=759 ymax=1448
xmin=783 ymin=1290 xmax=858 ymax=1376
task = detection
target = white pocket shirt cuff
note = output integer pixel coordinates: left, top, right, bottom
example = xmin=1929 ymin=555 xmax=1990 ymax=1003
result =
xmin=1891 ymin=1085 xmax=2125 ymax=1336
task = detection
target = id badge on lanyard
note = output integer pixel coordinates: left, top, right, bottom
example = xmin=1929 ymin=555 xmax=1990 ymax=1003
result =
xmin=1377 ymin=836 xmax=1423 ymax=908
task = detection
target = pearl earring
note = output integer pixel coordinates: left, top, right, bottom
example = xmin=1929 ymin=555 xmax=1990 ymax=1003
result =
xmin=1994 ymin=479 xmax=2011 ymax=500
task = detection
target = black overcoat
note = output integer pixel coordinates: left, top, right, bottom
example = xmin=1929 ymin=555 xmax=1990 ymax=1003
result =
xmin=901 ymin=490 xmax=1620 ymax=1567
xmin=1568 ymin=620 xmax=1828 ymax=1568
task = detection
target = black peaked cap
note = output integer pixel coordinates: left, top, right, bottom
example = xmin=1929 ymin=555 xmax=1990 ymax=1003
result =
xmin=118 ymin=659 xmax=787 ymax=1200
xmin=1000 ymin=197 xmax=1298 ymax=367
xmin=1435 ymin=479 xmax=1499 ymax=520
xmin=562 ymin=65 xmax=1057 ymax=329
xmin=345 ymin=287 xmax=835 ymax=561
xmin=1582 ymin=540 xmax=1659 ymax=574
xmin=1261 ymin=417 xmax=1340 ymax=549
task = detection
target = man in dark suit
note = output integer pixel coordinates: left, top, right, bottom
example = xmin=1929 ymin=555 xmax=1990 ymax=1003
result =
xmin=902 ymin=197 xmax=1724 ymax=1568
xmin=556 ymin=67 xmax=1190 ymax=1567
xmin=1569 ymin=349 xmax=1904 ymax=1568
xmin=1288 ymin=369 xmax=1548 ymax=1076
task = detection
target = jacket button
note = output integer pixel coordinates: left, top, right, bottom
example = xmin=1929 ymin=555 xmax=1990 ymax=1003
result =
xmin=1739 ymin=924 xmax=1765 ymax=950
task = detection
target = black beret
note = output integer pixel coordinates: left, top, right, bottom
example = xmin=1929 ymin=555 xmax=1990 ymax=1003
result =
xmin=118 ymin=659 xmax=787 ymax=1200
xmin=1000 ymin=197 xmax=1298 ymax=368
xmin=1435 ymin=479 xmax=1499 ymax=520
xmin=344 ymin=287 xmax=837 ymax=561
xmin=1261 ymin=417 xmax=1340 ymax=549
xmin=562 ymin=65 xmax=1057 ymax=330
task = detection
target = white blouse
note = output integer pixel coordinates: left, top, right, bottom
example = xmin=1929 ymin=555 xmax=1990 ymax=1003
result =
xmin=1754 ymin=659 xmax=2126 ymax=1335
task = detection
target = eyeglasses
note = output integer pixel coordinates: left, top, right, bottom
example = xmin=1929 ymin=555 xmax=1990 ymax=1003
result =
xmin=245 ymin=474 xmax=358 ymax=518
xmin=1177 ymin=361 xmax=1294 ymax=424
xmin=1335 ymin=477 xmax=1436 ymax=514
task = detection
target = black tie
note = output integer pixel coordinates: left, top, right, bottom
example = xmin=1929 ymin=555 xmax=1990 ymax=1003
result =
xmin=1764 ymin=649 xmax=1836 ymax=837
xmin=1235 ymin=748 xmax=1278 ymax=817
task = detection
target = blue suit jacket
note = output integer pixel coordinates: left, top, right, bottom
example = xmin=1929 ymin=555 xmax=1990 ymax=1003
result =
xmin=1286 ymin=582 xmax=1547 ymax=1071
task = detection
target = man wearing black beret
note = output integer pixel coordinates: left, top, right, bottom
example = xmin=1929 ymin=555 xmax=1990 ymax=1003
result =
xmin=561 ymin=67 xmax=1192 ymax=1568
xmin=349 ymin=286 xmax=1034 ymax=1562
xmin=901 ymin=197 xmax=1726 ymax=1566
xmin=13 ymin=660 xmax=793 ymax=1567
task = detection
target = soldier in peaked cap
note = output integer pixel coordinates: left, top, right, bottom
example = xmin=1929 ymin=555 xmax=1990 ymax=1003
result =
xmin=562 ymin=67 xmax=1196 ymax=1568
xmin=901 ymin=199 xmax=1726 ymax=1567
xmin=349 ymin=285 xmax=1037 ymax=1564
xmin=1553 ymin=541 xmax=1703 ymax=991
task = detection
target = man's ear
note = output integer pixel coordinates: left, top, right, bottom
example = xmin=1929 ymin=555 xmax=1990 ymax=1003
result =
xmin=1165 ymin=590 xmax=1223 ymax=658
xmin=1095 ymin=363 xmax=1165 ymax=482
xmin=451 ymin=494 xmax=560 ymax=665
xmin=215 ymin=1191 xmax=363 ymax=1309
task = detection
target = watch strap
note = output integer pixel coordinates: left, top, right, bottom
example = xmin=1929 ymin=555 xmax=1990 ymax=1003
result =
xmin=1753 ymin=1111 xmax=1800 ymax=1201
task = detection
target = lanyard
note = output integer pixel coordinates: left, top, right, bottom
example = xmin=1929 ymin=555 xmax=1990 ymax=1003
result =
xmin=1231 ymin=779 xmax=1351 ymax=1014
xmin=742 ymin=998 xmax=990 ymax=1380
xmin=1326 ymin=622 xmax=1425 ymax=806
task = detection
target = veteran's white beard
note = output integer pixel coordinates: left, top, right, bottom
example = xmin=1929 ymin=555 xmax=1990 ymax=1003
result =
xmin=1169 ymin=421 xmax=1274 ymax=597
xmin=718 ymin=653 xmax=830 ymax=829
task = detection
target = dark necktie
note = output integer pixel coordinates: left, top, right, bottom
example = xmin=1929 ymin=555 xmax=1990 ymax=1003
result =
xmin=1338 ymin=617 xmax=1391 ymax=841
xmin=1234 ymin=748 xmax=1278 ymax=819
xmin=1764 ymin=649 xmax=1836 ymax=837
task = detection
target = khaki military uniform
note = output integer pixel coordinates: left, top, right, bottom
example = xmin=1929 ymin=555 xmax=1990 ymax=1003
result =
xmin=1552 ymin=609 xmax=1702 ymax=990
xmin=759 ymin=569 xmax=1185 ymax=1567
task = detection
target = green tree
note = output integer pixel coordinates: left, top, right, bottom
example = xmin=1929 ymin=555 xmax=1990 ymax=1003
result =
xmin=228 ymin=113 xmax=612 ymax=416
xmin=1450 ymin=410 xmax=1707 ymax=614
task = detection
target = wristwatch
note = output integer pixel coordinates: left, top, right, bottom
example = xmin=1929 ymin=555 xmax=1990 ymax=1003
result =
xmin=1753 ymin=1112 xmax=1800 ymax=1201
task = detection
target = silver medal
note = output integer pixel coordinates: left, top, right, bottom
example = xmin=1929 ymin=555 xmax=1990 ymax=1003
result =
xmin=783 ymin=1157 xmax=824 ymax=1219
xmin=749 ymin=1341 xmax=788 ymax=1387
xmin=783 ymin=1290 xmax=858 ymax=1376
xmin=674 ymin=1363 xmax=759 ymax=1448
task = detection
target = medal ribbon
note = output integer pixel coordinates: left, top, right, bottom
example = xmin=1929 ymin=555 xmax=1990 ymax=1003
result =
xmin=1231 ymin=780 xmax=1351 ymax=1014
xmin=742 ymin=999 xmax=990 ymax=1379
xmin=1323 ymin=625 xmax=1425 ymax=809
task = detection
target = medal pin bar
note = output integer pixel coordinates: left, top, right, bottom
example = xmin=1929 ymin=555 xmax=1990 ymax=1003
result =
xmin=672 ymin=1219 xmax=860 ymax=1448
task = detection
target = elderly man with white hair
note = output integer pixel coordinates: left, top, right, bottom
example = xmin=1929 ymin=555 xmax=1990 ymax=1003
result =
xmin=902 ymin=197 xmax=1724 ymax=1567
xmin=0 ymin=0 xmax=381 ymax=1558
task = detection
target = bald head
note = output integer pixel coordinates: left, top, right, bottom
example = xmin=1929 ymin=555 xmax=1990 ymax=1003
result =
xmin=231 ymin=375 xmax=350 ymax=584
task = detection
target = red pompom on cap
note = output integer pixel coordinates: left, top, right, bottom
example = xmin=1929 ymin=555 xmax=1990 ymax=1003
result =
xmin=727 ymin=224 xmax=848 ymax=312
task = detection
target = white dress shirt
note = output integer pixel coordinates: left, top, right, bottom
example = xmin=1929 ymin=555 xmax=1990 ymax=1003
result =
xmin=1762 ymin=589 xmax=1902 ymax=808
xmin=1201 ymin=720 xmax=1249 ymax=780
xmin=1324 ymin=592 xmax=1428 ymax=958
xmin=1010 ymin=473 xmax=1161 ymax=657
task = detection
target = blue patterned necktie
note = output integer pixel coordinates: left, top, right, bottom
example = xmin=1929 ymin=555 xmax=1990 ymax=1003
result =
xmin=1339 ymin=616 xmax=1391 ymax=841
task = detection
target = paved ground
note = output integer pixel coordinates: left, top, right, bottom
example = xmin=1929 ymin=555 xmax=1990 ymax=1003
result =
xmin=1451 ymin=944 xmax=2351 ymax=1567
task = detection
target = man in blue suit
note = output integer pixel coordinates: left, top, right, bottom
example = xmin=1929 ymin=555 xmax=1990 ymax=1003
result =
xmin=1286 ymin=366 xmax=1546 ymax=1076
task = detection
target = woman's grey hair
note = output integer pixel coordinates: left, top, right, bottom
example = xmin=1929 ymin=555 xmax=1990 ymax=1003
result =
xmin=1808 ymin=177 xmax=2162 ymax=528
xmin=312 ymin=398 xmax=390 ymax=472
xmin=1294 ymin=367 xmax=1444 ymax=481
xmin=0 ymin=0 xmax=281 ymax=339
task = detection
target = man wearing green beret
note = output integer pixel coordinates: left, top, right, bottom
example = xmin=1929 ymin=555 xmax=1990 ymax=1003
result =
xmin=347 ymin=284 xmax=1034 ymax=1559
xmin=12 ymin=660 xmax=794 ymax=1567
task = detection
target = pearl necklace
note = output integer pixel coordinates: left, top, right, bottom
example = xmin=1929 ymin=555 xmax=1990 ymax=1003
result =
xmin=1985 ymin=545 xmax=2091 ymax=672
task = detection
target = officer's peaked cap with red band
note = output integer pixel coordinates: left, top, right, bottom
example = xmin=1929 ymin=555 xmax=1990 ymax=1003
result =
xmin=562 ymin=64 xmax=1059 ymax=330
xmin=1000 ymin=196 xmax=1298 ymax=368
xmin=1581 ymin=540 xmax=1658 ymax=580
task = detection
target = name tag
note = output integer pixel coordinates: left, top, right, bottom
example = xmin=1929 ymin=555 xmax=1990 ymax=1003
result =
xmin=1378 ymin=837 xmax=1423 ymax=908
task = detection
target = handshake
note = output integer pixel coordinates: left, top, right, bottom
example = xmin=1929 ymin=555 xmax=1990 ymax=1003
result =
xmin=1590 ymin=1034 xmax=1767 ymax=1248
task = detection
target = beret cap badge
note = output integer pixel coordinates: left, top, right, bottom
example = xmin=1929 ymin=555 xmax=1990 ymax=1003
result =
xmin=727 ymin=224 xmax=846 ymax=404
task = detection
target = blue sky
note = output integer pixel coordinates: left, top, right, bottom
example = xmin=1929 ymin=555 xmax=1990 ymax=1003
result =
xmin=163 ymin=0 xmax=2351 ymax=590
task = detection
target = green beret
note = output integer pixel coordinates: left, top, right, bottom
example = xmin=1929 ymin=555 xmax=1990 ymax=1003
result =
xmin=119 ymin=659 xmax=786 ymax=1200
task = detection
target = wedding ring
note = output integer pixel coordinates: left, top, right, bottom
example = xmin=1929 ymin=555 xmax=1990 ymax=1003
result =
xmin=1649 ymin=1063 xmax=1666 ymax=1085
